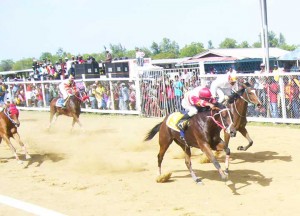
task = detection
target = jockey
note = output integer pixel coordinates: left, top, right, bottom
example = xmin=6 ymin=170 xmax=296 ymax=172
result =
xmin=58 ymin=75 xmax=78 ymax=107
xmin=176 ymin=86 xmax=217 ymax=131
xmin=210 ymin=73 xmax=238 ymax=104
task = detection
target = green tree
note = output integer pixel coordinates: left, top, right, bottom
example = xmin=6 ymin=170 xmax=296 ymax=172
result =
xmin=179 ymin=42 xmax=205 ymax=57
xmin=278 ymin=33 xmax=286 ymax=46
xmin=56 ymin=48 xmax=66 ymax=58
xmin=238 ymin=41 xmax=250 ymax=48
xmin=0 ymin=59 xmax=14 ymax=71
xmin=150 ymin=42 xmax=160 ymax=55
xmin=207 ymin=40 xmax=214 ymax=49
xmin=151 ymin=52 xmax=177 ymax=59
xmin=219 ymin=38 xmax=238 ymax=48
xmin=109 ymin=43 xmax=127 ymax=58
xmin=280 ymin=44 xmax=298 ymax=51
xmin=40 ymin=52 xmax=53 ymax=61
xmin=159 ymin=38 xmax=179 ymax=56
xmin=252 ymin=41 xmax=261 ymax=48
xmin=12 ymin=58 xmax=33 ymax=70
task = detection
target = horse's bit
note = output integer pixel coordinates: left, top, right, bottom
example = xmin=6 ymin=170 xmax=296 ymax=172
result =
xmin=208 ymin=108 xmax=233 ymax=134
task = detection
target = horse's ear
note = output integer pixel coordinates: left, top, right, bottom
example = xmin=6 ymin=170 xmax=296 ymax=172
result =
xmin=244 ymin=82 xmax=251 ymax=87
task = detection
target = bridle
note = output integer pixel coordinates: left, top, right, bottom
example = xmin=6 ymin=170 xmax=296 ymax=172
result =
xmin=208 ymin=108 xmax=233 ymax=134
xmin=232 ymin=87 xmax=258 ymax=117
xmin=4 ymin=108 xmax=19 ymax=127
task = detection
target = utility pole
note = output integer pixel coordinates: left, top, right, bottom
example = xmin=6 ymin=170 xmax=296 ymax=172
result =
xmin=259 ymin=0 xmax=270 ymax=72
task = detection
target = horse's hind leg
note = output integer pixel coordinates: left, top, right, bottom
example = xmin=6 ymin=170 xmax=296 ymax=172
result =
xmin=157 ymin=135 xmax=173 ymax=176
xmin=48 ymin=109 xmax=57 ymax=129
xmin=13 ymin=133 xmax=31 ymax=160
xmin=237 ymin=127 xmax=253 ymax=151
xmin=71 ymin=116 xmax=83 ymax=132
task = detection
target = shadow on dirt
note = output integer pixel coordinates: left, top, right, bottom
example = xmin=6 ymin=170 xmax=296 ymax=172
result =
xmin=172 ymin=169 xmax=272 ymax=195
xmin=24 ymin=153 xmax=65 ymax=168
xmin=231 ymin=151 xmax=292 ymax=164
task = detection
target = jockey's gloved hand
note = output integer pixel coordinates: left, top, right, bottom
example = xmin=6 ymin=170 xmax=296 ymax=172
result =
xmin=224 ymin=95 xmax=229 ymax=101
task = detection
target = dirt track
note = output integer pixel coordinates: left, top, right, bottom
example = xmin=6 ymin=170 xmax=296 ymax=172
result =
xmin=0 ymin=111 xmax=299 ymax=216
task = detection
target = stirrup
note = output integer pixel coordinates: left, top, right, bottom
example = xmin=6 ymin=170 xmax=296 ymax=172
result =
xmin=177 ymin=121 xmax=185 ymax=131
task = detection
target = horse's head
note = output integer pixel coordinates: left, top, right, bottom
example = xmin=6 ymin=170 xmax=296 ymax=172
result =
xmin=241 ymin=82 xmax=262 ymax=108
xmin=211 ymin=107 xmax=236 ymax=137
xmin=6 ymin=104 xmax=20 ymax=127
xmin=229 ymin=82 xmax=262 ymax=108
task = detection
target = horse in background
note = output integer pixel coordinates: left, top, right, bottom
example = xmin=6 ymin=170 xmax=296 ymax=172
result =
xmin=48 ymin=91 xmax=89 ymax=131
xmin=225 ymin=82 xmax=262 ymax=151
xmin=0 ymin=103 xmax=31 ymax=163
xmin=144 ymin=105 xmax=236 ymax=184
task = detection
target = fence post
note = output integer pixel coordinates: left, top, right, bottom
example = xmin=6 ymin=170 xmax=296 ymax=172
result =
xmin=278 ymin=76 xmax=286 ymax=119
xmin=135 ymin=75 xmax=141 ymax=114
xmin=41 ymin=76 xmax=47 ymax=107
xmin=23 ymin=77 xmax=29 ymax=107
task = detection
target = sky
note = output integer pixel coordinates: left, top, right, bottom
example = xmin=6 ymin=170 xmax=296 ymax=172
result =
xmin=0 ymin=0 xmax=299 ymax=61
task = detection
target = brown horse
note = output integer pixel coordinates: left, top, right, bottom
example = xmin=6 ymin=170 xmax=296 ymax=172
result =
xmin=48 ymin=92 xmax=89 ymax=131
xmin=0 ymin=103 xmax=31 ymax=163
xmin=225 ymin=82 xmax=262 ymax=151
xmin=144 ymin=106 xmax=236 ymax=184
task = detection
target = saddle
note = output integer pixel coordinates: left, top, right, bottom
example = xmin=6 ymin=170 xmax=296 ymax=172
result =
xmin=55 ymin=98 xmax=65 ymax=108
xmin=166 ymin=112 xmax=187 ymax=132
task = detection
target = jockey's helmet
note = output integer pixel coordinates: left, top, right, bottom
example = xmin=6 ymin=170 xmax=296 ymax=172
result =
xmin=68 ymin=75 xmax=75 ymax=84
xmin=229 ymin=74 xmax=237 ymax=83
xmin=199 ymin=87 xmax=212 ymax=99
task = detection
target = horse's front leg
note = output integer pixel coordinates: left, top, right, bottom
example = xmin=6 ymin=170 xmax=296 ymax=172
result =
xmin=202 ymin=143 xmax=227 ymax=181
xmin=48 ymin=113 xmax=58 ymax=130
xmin=3 ymin=136 xmax=22 ymax=163
xmin=237 ymin=127 xmax=253 ymax=151
xmin=12 ymin=133 xmax=31 ymax=160
xmin=71 ymin=116 xmax=83 ymax=132
xmin=224 ymin=147 xmax=230 ymax=175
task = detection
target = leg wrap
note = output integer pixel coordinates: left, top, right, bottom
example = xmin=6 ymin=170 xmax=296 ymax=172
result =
xmin=212 ymin=158 xmax=221 ymax=170
xmin=225 ymin=147 xmax=230 ymax=155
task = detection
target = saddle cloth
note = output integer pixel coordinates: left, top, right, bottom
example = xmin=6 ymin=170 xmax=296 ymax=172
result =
xmin=166 ymin=112 xmax=186 ymax=132
xmin=55 ymin=98 xmax=64 ymax=107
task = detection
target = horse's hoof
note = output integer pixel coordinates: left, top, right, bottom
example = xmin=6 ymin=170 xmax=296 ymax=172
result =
xmin=17 ymin=160 xmax=23 ymax=164
xmin=195 ymin=178 xmax=203 ymax=185
xmin=26 ymin=155 xmax=31 ymax=160
xmin=237 ymin=146 xmax=245 ymax=151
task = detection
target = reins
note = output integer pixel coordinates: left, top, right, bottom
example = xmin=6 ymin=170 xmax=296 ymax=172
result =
xmin=208 ymin=108 xmax=233 ymax=134
xmin=3 ymin=108 xmax=18 ymax=127
xmin=232 ymin=88 xmax=256 ymax=117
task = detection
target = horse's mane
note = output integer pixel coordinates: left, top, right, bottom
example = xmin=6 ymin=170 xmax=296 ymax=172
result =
xmin=227 ymin=82 xmax=251 ymax=104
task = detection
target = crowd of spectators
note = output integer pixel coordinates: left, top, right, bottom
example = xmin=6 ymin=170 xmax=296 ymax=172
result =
xmin=0 ymin=63 xmax=300 ymax=119
xmin=31 ymin=55 xmax=99 ymax=81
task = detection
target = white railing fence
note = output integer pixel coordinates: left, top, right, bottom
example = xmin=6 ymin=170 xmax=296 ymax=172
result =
xmin=3 ymin=68 xmax=300 ymax=124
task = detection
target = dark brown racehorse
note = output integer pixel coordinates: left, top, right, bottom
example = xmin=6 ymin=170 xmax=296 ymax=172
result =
xmin=0 ymin=103 xmax=31 ymax=163
xmin=225 ymin=82 xmax=262 ymax=151
xmin=144 ymin=106 xmax=236 ymax=184
xmin=48 ymin=92 xmax=89 ymax=131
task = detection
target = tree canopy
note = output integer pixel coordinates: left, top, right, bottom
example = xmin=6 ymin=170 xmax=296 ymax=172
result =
xmin=0 ymin=31 xmax=298 ymax=71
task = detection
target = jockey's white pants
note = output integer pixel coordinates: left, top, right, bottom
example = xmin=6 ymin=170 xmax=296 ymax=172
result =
xmin=216 ymin=88 xmax=231 ymax=103
xmin=181 ymin=95 xmax=198 ymax=117
xmin=58 ymin=83 xmax=69 ymax=99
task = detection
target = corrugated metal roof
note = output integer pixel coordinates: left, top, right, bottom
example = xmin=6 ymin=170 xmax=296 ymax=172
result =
xmin=193 ymin=48 xmax=289 ymax=60
xmin=182 ymin=56 xmax=237 ymax=64
xmin=278 ymin=47 xmax=300 ymax=60
xmin=151 ymin=58 xmax=189 ymax=64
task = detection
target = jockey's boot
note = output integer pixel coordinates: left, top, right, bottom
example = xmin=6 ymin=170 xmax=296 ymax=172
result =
xmin=176 ymin=113 xmax=190 ymax=132
xmin=62 ymin=99 xmax=67 ymax=108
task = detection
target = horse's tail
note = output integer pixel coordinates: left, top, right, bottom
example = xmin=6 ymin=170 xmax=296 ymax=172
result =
xmin=144 ymin=122 xmax=162 ymax=141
